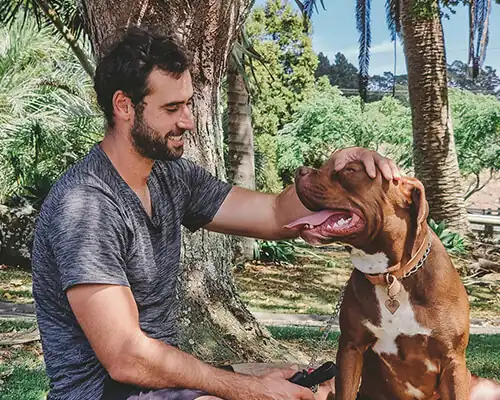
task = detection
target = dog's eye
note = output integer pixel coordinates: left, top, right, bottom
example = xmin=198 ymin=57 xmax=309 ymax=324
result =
xmin=343 ymin=167 xmax=356 ymax=173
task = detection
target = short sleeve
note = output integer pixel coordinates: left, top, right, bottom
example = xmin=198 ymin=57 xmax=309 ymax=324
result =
xmin=49 ymin=186 xmax=130 ymax=291
xmin=179 ymin=159 xmax=232 ymax=232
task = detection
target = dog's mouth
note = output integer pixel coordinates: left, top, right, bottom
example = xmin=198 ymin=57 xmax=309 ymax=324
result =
xmin=284 ymin=209 xmax=366 ymax=240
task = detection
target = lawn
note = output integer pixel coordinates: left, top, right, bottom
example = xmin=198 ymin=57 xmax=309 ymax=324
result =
xmin=0 ymin=243 xmax=499 ymax=399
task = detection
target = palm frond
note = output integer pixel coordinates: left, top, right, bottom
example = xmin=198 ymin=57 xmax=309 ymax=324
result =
xmin=385 ymin=0 xmax=401 ymax=97
xmin=294 ymin=0 xmax=325 ymax=31
xmin=469 ymin=0 xmax=492 ymax=78
xmin=385 ymin=0 xmax=401 ymax=42
xmin=356 ymin=0 xmax=371 ymax=104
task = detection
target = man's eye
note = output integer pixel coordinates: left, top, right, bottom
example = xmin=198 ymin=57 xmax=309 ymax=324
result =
xmin=166 ymin=106 xmax=180 ymax=112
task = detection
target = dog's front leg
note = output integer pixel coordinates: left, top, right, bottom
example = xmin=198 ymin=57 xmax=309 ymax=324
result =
xmin=437 ymin=356 xmax=470 ymax=400
xmin=334 ymin=333 xmax=365 ymax=400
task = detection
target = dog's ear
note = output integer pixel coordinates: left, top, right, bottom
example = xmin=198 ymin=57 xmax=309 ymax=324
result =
xmin=399 ymin=177 xmax=429 ymax=226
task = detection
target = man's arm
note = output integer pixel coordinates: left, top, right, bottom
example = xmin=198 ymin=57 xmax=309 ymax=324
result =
xmin=67 ymin=284 xmax=315 ymax=400
xmin=205 ymin=147 xmax=400 ymax=240
xmin=205 ymin=184 xmax=307 ymax=240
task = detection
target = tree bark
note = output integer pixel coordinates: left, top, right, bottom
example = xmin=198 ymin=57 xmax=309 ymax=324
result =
xmin=227 ymin=54 xmax=256 ymax=262
xmin=79 ymin=0 xmax=302 ymax=364
xmin=400 ymin=0 xmax=470 ymax=234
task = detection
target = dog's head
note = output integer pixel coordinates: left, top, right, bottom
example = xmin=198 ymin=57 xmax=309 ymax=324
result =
xmin=286 ymin=158 xmax=429 ymax=252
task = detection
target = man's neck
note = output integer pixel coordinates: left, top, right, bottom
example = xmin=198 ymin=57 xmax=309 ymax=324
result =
xmin=100 ymin=130 xmax=153 ymax=191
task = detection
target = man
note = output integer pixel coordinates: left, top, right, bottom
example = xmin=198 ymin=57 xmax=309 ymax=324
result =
xmin=31 ymin=27 xmax=400 ymax=400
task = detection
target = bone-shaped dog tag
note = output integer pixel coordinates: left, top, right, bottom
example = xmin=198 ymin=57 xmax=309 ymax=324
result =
xmin=385 ymin=298 xmax=400 ymax=314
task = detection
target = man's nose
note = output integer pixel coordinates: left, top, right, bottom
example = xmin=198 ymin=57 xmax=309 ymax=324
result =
xmin=296 ymin=166 xmax=311 ymax=177
xmin=178 ymin=105 xmax=194 ymax=131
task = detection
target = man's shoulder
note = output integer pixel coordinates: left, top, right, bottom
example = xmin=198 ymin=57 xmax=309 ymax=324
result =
xmin=40 ymin=147 xmax=119 ymax=218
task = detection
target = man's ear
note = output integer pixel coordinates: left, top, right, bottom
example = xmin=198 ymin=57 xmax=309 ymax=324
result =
xmin=399 ymin=177 xmax=429 ymax=226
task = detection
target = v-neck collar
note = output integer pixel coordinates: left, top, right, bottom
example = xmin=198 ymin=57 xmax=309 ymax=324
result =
xmin=93 ymin=144 xmax=161 ymax=228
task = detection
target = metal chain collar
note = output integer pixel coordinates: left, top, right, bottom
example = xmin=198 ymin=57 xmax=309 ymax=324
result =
xmin=402 ymin=238 xmax=432 ymax=279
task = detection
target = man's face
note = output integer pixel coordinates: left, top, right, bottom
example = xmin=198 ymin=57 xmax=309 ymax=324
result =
xmin=130 ymin=69 xmax=194 ymax=161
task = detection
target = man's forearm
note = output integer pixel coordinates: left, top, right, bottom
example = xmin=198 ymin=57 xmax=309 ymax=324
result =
xmin=112 ymin=332 xmax=259 ymax=399
xmin=271 ymin=184 xmax=312 ymax=240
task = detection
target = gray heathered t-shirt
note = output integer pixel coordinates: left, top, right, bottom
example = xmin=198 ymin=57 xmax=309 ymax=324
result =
xmin=31 ymin=144 xmax=232 ymax=400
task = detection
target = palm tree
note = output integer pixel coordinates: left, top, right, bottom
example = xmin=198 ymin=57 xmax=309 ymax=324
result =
xmin=0 ymin=0 xmax=94 ymax=76
xmin=0 ymin=14 xmax=101 ymax=204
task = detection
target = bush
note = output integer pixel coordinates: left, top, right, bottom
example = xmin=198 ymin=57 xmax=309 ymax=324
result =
xmin=429 ymin=219 xmax=466 ymax=254
xmin=253 ymin=240 xmax=297 ymax=264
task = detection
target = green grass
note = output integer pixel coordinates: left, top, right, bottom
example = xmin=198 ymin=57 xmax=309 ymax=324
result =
xmin=0 ymin=319 xmax=36 ymax=333
xmin=466 ymin=334 xmax=500 ymax=380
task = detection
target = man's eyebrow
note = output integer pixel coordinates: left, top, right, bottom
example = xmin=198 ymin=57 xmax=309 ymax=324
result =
xmin=162 ymin=96 xmax=194 ymax=108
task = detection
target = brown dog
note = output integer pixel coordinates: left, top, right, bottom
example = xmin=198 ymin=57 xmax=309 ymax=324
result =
xmin=285 ymin=159 xmax=500 ymax=400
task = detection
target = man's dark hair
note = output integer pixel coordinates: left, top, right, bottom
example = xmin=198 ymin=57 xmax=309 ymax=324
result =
xmin=94 ymin=26 xmax=191 ymax=127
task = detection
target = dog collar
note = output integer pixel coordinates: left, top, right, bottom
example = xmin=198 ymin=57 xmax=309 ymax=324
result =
xmin=364 ymin=231 xmax=432 ymax=287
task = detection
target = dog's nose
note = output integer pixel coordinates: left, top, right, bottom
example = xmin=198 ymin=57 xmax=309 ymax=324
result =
xmin=296 ymin=167 xmax=310 ymax=177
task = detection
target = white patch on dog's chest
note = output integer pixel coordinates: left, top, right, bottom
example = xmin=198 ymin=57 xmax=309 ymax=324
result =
xmin=350 ymin=249 xmax=390 ymax=274
xmin=363 ymin=285 xmax=431 ymax=356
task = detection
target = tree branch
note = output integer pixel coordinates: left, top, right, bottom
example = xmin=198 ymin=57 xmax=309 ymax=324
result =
xmin=464 ymin=168 xmax=494 ymax=200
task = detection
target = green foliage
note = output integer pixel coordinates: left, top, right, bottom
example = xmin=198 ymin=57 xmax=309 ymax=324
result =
xmin=315 ymin=52 xmax=359 ymax=90
xmin=246 ymin=0 xmax=318 ymax=192
xmin=276 ymin=85 xmax=413 ymax=183
xmin=274 ymin=81 xmax=500 ymax=190
xmin=428 ymin=219 xmax=466 ymax=254
xmin=449 ymin=88 xmax=500 ymax=178
xmin=253 ymin=240 xmax=297 ymax=264
xmin=0 ymin=15 xmax=102 ymax=205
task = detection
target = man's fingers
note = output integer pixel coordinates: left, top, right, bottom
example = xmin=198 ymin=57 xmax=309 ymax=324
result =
xmin=361 ymin=153 xmax=377 ymax=179
xmin=389 ymin=160 xmax=401 ymax=180
xmin=376 ymin=158 xmax=394 ymax=181
xmin=298 ymin=387 xmax=316 ymax=400
xmin=265 ymin=365 xmax=298 ymax=379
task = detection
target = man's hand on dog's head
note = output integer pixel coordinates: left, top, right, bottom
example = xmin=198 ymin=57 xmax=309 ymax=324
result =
xmin=331 ymin=147 xmax=401 ymax=181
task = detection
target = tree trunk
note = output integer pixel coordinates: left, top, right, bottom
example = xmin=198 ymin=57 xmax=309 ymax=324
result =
xmin=400 ymin=0 xmax=470 ymax=234
xmin=79 ymin=0 xmax=304 ymax=364
xmin=227 ymin=54 xmax=256 ymax=263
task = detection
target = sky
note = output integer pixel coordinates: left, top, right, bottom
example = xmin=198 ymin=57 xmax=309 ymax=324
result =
xmin=253 ymin=0 xmax=500 ymax=76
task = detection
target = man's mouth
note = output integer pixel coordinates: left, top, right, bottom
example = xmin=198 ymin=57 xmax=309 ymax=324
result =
xmin=167 ymin=134 xmax=184 ymax=144
xmin=284 ymin=209 xmax=366 ymax=237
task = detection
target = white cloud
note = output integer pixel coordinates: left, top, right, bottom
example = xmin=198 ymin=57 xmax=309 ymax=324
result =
xmin=321 ymin=39 xmax=404 ymax=60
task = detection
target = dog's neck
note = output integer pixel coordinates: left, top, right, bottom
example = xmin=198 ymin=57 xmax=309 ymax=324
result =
xmin=349 ymin=217 xmax=431 ymax=282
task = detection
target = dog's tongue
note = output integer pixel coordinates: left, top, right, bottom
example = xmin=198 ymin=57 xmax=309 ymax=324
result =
xmin=284 ymin=210 xmax=339 ymax=229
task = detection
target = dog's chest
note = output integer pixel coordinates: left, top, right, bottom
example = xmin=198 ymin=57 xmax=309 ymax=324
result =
xmin=349 ymin=250 xmax=432 ymax=356
xmin=363 ymin=285 xmax=431 ymax=356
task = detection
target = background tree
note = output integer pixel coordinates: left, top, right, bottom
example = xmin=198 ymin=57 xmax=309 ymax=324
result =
xmin=245 ymin=0 xmax=318 ymax=193
xmin=448 ymin=60 xmax=500 ymax=97
xmin=0 ymin=15 xmax=100 ymax=205
xmin=315 ymin=52 xmax=359 ymax=90
xmin=450 ymin=88 xmax=500 ymax=200
xmin=226 ymin=31 xmax=257 ymax=262
xmin=0 ymin=0 xmax=94 ymax=76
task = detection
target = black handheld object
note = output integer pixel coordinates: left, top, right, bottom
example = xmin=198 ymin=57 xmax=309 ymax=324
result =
xmin=288 ymin=361 xmax=337 ymax=388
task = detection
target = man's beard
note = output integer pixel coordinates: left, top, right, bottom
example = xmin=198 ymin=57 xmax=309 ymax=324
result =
xmin=130 ymin=109 xmax=184 ymax=162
